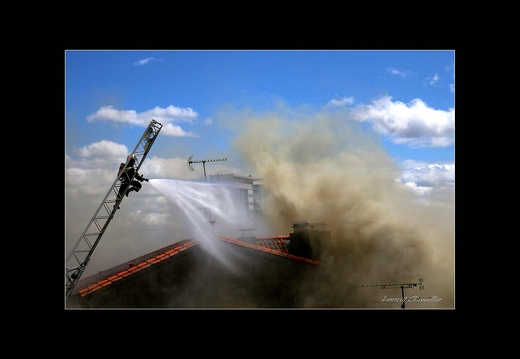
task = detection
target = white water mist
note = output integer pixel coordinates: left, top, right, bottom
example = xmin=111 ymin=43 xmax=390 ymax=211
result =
xmin=149 ymin=178 xmax=259 ymax=269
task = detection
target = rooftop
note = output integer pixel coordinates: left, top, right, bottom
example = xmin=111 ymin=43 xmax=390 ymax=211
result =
xmin=67 ymin=225 xmax=329 ymax=308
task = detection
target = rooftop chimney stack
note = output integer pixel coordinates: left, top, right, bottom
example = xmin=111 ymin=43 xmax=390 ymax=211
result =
xmin=287 ymin=221 xmax=330 ymax=260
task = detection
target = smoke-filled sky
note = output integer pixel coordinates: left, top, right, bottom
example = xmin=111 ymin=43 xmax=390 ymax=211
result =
xmin=65 ymin=50 xmax=455 ymax=308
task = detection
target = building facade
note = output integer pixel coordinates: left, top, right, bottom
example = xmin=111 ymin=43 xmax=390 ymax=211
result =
xmin=208 ymin=173 xmax=264 ymax=218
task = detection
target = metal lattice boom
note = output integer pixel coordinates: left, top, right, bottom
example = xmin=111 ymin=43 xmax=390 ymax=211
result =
xmin=65 ymin=119 xmax=163 ymax=302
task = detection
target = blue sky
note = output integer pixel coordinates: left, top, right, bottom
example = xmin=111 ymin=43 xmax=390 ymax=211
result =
xmin=65 ymin=50 xmax=455 ymax=300
xmin=66 ymin=50 xmax=454 ymax=160
xmin=66 ymin=50 xmax=454 ymax=199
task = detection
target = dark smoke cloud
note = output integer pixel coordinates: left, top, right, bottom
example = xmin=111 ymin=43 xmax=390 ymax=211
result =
xmin=230 ymin=107 xmax=454 ymax=308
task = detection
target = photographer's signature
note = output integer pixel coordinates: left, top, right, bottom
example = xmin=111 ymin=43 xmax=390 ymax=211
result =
xmin=381 ymin=295 xmax=442 ymax=303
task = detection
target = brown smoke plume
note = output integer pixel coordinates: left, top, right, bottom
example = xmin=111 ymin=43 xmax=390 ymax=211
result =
xmin=231 ymin=109 xmax=454 ymax=308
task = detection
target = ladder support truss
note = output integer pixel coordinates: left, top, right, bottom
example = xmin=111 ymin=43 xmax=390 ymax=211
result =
xmin=66 ymin=119 xmax=163 ymax=301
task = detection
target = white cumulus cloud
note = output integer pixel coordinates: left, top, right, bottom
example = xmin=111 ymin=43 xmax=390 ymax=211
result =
xmin=351 ymin=96 xmax=454 ymax=148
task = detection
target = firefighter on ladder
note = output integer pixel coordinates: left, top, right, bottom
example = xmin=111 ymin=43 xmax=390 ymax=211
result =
xmin=115 ymin=155 xmax=149 ymax=208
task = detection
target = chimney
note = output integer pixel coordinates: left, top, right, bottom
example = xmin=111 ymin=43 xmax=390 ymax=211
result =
xmin=287 ymin=221 xmax=330 ymax=260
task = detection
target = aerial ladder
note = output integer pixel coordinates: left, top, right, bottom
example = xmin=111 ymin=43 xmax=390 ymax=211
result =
xmin=65 ymin=119 xmax=163 ymax=302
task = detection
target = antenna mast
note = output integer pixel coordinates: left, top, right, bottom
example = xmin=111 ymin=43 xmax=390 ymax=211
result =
xmin=200 ymin=208 xmax=216 ymax=233
xmin=355 ymin=278 xmax=424 ymax=309
xmin=187 ymin=155 xmax=226 ymax=181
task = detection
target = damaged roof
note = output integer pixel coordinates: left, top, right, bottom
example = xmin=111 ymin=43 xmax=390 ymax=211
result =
xmin=68 ymin=234 xmax=323 ymax=307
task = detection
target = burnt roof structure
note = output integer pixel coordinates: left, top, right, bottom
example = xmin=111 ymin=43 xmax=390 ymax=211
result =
xmin=66 ymin=222 xmax=330 ymax=309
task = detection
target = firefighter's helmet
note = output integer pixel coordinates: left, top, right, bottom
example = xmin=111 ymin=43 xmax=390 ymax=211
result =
xmin=127 ymin=154 xmax=136 ymax=166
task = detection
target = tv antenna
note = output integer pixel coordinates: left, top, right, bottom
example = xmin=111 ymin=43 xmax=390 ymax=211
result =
xmin=355 ymin=278 xmax=424 ymax=309
xmin=187 ymin=155 xmax=227 ymax=181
